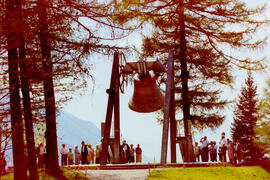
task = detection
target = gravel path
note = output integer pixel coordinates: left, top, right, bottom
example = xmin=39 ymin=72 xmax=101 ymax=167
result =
xmin=80 ymin=169 xmax=149 ymax=180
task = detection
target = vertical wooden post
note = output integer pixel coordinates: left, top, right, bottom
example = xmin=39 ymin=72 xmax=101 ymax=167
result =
xmin=113 ymin=54 xmax=120 ymax=164
xmin=169 ymin=56 xmax=176 ymax=163
xmin=161 ymin=49 xmax=174 ymax=164
xmin=100 ymin=52 xmax=120 ymax=165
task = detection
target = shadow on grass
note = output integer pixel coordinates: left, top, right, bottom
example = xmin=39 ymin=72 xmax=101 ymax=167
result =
xmin=0 ymin=168 xmax=88 ymax=180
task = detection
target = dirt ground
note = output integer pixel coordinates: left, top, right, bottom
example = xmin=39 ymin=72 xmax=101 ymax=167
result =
xmin=80 ymin=169 xmax=149 ymax=180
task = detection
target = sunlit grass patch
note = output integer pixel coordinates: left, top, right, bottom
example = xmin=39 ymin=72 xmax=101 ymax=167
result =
xmin=147 ymin=166 xmax=270 ymax=180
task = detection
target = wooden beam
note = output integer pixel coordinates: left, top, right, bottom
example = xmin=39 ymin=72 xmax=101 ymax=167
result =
xmin=100 ymin=52 xmax=119 ymax=165
xmin=113 ymin=53 xmax=120 ymax=164
xmin=161 ymin=49 xmax=174 ymax=164
xmin=169 ymin=56 xmax=176 ymax=163
xmin=122 ymin=60 xmax=165 ymax=74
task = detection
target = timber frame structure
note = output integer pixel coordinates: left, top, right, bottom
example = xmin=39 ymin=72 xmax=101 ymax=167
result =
xmin=100 ymin=50 xmax=194 ymax=165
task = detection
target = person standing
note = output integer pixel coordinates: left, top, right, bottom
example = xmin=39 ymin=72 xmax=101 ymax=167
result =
xmin=234 ymin=139 xmax=242 ymax=165
xmin=60 ymin=144 xmax=68 ymax=166
xmin=88 ymin=144 xmax=95 ymax=164
xmin=37 ymin=143 xmax=46 ymax=168
xmin=121 ymin=140 xmax=130 ymax=163
xmin=200 ymin=136 xmax=209 ymax=162
xmin=209 ymin=141 xmax=217 ymax=162
xmin=74 ymin=145 xmax=81 ymax=165
xmin=219 ymin=132 xmax=227 ymax=162
xmin=81 ymin=141 xmax=88 ymax=164
xmin=129 ymin=144 xmax=135 ymax=163
xmin=120 ymin=142 xmax=124 ymax=163
xmin=227 ymin=139 xmax=234 ymax=163
xmin=213 ymin=141 xmax=217 ymax=162
xmin=95 ymin=145 xmax=100 ymax=164
xmin=218 ymin=146 xmax=222 ymax=162
xmin=135 ymin=144 xmax=142 ymax=163
xmin=67 ymin=148 xmax=74 ymax=165
xmin=194 ymin=142 xmax=200 ymax=162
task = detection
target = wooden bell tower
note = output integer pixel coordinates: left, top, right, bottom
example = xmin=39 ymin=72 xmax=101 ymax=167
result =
xmin=100 ymin=50 xmax=194 ymax=165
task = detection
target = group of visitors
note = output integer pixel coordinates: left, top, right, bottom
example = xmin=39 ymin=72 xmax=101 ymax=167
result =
xmin=120 ymin=140 xmax=142 ymax=163
xmin=59 ymin=140 xmax=143 ymax=166
xmin=60 ymin=141 xmax=101 ymax=166
xmin=194 ymin=132 xmax=242 ymax=164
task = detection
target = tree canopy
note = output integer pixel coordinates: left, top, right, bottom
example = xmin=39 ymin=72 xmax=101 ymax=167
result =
xmin=112 ymin=0 xmax=269 ymax=130
xmin=0 ymin=0 xmax=134 ymax=178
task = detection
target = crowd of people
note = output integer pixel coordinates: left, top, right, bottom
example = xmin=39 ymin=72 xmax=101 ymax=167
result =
xmin=120 ymin=140 xmax=142 ymax=163
xmin=57 ymin=140 xmax=142 ymax=166
xmin=4 ymin=132 xmax=243 ymax=172
xmin=194 ymin=132 xmax=242 ymax=164
xmin=0 ymin=139 xmax=142 ymax=174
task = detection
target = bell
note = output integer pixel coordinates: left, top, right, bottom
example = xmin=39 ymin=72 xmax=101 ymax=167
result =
xmin=128 ymin=73 xmax=164 ymax=113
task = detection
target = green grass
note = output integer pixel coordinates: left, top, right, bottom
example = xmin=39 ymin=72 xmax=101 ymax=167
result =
xmin=0 ymin=169 xmax=87 ymax=180
xmin=147 ymin=166 xmax=270 ymax=180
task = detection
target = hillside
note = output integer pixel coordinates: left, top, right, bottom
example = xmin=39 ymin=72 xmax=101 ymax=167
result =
xmin=57 ymin=112 xmax=101 ymax=149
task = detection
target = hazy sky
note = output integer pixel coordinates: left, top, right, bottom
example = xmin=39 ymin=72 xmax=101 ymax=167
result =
xmin=63 ymin=0 xmax=270 ymax=162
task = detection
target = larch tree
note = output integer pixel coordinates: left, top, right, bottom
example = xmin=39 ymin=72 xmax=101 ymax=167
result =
xmin=231 ymin=72 xmax=263 ymax=163
xmin=4 ymin=0 xmax=27 ymax=179
xmin=17 ymin=0 xmax=39 ymax=179
xmin=111 ymin=0 xmax=268 ymax=162
xmin=1 ymin=0 xmax=134 ymax=178
xmin=32 ymin=0 xmax=132 ymax=176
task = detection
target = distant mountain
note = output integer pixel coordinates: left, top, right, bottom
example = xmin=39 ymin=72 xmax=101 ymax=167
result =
xmin=57 ymin=112 xmax=101 ymax=149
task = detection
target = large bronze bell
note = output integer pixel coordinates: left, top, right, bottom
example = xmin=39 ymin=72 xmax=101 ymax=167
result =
xmin=128 ymin=73 xmax=164 ymax=113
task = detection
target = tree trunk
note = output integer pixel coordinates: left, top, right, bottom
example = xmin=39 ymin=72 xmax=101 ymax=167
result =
xmin=19 ymin=30 xmax=39 ymax=180
xmin=179 ymin=0 xmax=195 ymax=162
xmin=37 ymin=0 xmax=61 ymax=176
xmin=17 ymin=0 xmax=39 ymax=179
xmin=6 ymin=0 xmax=27 ymax=179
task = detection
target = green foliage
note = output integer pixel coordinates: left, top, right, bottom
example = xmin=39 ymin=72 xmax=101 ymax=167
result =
xmin=1 ymin=0 xmax=134 ymax=177
xmin=147 ymin=166 xmax=270 ymax=180
xmin=0 ymin=0 xmax=132 ymax=120
xmin=231 ymin=72 xmax=263 ymax=162
xmin=255 ymin=78 xmax=270 ymax=155
xmin=114 ymin=0 xmax=268 ymax=130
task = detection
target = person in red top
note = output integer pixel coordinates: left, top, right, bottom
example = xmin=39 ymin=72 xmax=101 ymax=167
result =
xmin=135 ymin=144 xmax=142 ymax=163
xmin=38 ymin=143 xmax=46 ymax=168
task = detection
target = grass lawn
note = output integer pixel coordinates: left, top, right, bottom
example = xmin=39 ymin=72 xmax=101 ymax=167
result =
xmin=0 ymin=169 xmax=87 ymax=180
xmin=147 ymin=166 xmax=270 ymax=180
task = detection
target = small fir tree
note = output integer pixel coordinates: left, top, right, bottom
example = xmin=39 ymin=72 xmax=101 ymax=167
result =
xmin=231 ymin=72 xmax=263 ymax=163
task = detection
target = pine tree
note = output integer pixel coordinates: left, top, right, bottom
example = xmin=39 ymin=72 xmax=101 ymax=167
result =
xmin=231 ymin=72 xmax=263 ymax=163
